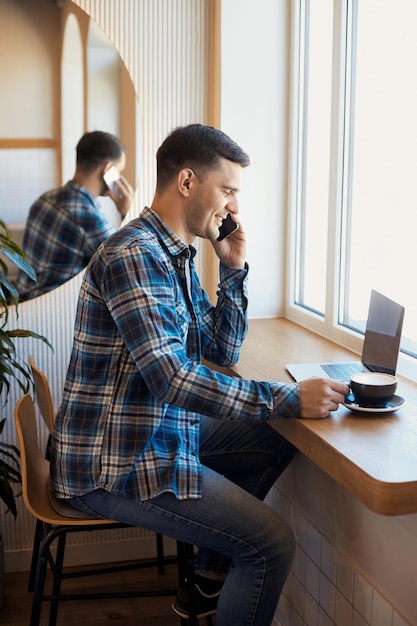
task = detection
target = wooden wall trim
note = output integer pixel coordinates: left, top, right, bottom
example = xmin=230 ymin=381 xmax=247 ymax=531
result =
xmin=0 ymin=139 xmax=57 ymax=149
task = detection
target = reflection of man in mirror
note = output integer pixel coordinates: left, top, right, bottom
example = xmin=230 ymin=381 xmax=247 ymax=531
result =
xmin=15 ymin=131 xmax=134 ymax=301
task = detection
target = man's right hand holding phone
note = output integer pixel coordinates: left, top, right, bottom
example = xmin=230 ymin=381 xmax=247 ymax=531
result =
xmin=214 ymin=213 xmax=247 ymax=270
xmin=103 ymin=166 xmax=134 ymax=218
xmin=109 ymin=175 xmax=134 ymax=218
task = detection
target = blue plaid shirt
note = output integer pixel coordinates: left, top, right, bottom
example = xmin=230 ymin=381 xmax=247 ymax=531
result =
xmin=50 ymin=207 xmax=300 ymax=502
xmin=15 ymin=181 xmax=114 ymax=300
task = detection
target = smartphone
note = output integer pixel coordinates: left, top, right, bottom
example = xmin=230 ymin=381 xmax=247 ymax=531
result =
xmin=217 ymin=214 xmax=239 ymax=241
xmin=103 ymin=165 xmax=120 ymax=193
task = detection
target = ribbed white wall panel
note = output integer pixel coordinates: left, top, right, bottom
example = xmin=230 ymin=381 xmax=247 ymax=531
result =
xmin=3 ymin=0 xmax=212 ymax=572
xmin=76 ymin=0 xmax=210 ymax=225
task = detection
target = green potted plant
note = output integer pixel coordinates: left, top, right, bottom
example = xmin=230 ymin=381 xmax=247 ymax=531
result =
xmin=0 ymin=219 xmax=51 ymax=608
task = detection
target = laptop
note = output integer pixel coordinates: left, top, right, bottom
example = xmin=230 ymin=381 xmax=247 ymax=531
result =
xmin=286 ymin=290 xmax=405 ymax=383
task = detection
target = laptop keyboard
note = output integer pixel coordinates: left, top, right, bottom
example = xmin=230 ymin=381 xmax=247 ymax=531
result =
xmin=320 ymin=362 xmax=366 ymax=384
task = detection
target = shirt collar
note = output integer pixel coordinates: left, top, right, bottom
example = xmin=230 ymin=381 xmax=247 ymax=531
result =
xmin=66 ymin=180 xmax=101 ymax=210
xmin=140 ymin=206 xmax=196 ymax=260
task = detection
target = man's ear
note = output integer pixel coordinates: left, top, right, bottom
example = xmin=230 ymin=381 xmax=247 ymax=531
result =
xmin=178 ymin=168 xmax=194 ymax=196
xmin=100 ymin=161 xmax=113 ymax=177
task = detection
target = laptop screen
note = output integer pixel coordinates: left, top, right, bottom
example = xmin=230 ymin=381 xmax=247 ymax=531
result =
xmin=362 ymin=290 xmax=405 ymax=374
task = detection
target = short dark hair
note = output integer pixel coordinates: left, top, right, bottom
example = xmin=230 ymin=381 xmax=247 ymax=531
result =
xmin=155 ymin=124 xmax=250 ymax=191
xmin=76 ymin=131 xmax=127 ymax=172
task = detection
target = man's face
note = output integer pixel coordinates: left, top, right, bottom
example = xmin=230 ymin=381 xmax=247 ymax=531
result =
xmin=184 ymin=158 xmax=242 ymax=242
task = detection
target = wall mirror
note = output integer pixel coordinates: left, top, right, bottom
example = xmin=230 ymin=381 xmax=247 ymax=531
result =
xmin=0 ymin=0 xmax=141 ymax=289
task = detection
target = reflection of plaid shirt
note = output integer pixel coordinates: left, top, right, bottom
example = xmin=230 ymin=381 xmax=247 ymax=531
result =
xmin=51 ymin=207 xmax=300 ymax=502
xmin=15 ymin=181 xmax=114 ymax=300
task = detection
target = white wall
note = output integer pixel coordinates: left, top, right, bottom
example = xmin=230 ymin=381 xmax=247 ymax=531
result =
xmin=0 ymin=0 xmax=58 ymax=139
xmin=220 ymin=0 xmax=290 ymax=319
xmin=0 ymin=0 xmax=59 ymax=225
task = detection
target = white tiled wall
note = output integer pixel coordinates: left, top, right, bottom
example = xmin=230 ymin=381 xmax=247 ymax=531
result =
xmin=269 ymin=487 xmax=412 ymax=626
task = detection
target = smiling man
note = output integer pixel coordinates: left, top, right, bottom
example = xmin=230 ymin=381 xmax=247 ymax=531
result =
xmin=50 ymin=124 xmax=348 ymax=626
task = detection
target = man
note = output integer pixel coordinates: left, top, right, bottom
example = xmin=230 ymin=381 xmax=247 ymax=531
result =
xmin=50 ymin=124 xmax=348 ymax=625
xmin=15 ymin=131 xmax=134 ymax=301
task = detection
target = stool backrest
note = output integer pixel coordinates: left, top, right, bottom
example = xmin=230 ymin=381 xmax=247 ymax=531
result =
xmin=14 ymin=394 xmax=109 ymax=526
xmin=28 ymin=355 xmax=55 ymax=433
xmin=14 ymin=394 xmax=55 ymax=522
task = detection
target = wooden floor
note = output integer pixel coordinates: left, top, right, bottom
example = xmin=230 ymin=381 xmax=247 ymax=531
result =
xmin=1 ymin=559 xmax=208 ymax=626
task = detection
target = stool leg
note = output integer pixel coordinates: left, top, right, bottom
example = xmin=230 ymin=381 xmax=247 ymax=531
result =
xmin=156 ymin=532 xmax=165 ymax=575
xmin=184 ymin=543 xmax=198 ymax=626
xmin=48 ymin=531 xmax=67 ymax=626
xmin=177 ymin=541 xmax=199 ymax=626
xmin=30 ymin=527 xmax=52 ymax=626
xmin=28 ymin=519 xmax=43 ymax=592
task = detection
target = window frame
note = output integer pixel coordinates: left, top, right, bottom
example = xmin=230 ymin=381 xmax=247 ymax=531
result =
xmin=284 ymin=0 xmax=417 ymax=382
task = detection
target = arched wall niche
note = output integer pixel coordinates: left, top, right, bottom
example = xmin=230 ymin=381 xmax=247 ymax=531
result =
xmin=61 ymin=13 xmax=84 ymax=184
xmin=3 ymin=0 xmax=218 ymax=573
xmin=60 ymin=7 xmax=142 ymax=229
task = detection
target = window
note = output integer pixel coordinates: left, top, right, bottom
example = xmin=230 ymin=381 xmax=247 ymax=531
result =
xmin=288 ymin=0 xmax=417 ymax=377
xmin=293 ymin=0 xmax=333 ymax=315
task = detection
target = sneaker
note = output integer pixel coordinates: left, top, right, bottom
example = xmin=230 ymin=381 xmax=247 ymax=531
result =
xmin=172 ymin=583 xmax=219 ymax=619
xmin=195 ymin=574 xmax=224 ymax=599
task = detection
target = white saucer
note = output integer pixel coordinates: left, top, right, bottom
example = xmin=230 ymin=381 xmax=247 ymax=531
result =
xmin=343 ymin=394 xmax=406 ymax=414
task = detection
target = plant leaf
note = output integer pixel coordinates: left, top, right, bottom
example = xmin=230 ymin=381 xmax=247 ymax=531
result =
xmin=0 ymin=475 xmax=18 ymax=518
xmin=0 ymin=219 xmax=53 ymax=518
xmin=7 ymin=329 xmax=54 ymax=351
xmin=1 ymin=249 xmax=37 ymax=282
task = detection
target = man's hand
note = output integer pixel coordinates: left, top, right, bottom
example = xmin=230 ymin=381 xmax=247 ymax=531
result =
xmin=109 ymin=175 xmax=135 ymax=217
xmin=298 ymin=377 xmax=349 ymax=419
xmin=213 ymin=215 xmax=247 ymax=269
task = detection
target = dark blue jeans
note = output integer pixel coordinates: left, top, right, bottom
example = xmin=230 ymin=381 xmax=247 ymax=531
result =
xmin=68 ymin=417 xmax=296 ymax=625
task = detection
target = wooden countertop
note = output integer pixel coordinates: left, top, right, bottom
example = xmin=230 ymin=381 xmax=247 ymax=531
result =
xmin=230 ymin=318 xmax=417 ymax=516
